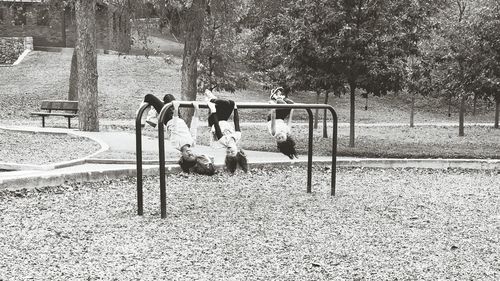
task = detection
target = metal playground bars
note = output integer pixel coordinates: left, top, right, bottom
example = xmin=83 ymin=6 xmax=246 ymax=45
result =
xmin=135 ymin=101 xmax=338 ymax=218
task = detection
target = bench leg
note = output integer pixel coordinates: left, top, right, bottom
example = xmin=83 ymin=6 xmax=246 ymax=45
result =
xmin=42 ymin=116 xmax=45 ymax=128
xmin=67 ymin=117 xmax=71 ymax=129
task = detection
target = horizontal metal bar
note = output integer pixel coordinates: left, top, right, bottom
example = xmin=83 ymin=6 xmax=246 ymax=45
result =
xmin=163 ymin=101 xmax=336 ymax=110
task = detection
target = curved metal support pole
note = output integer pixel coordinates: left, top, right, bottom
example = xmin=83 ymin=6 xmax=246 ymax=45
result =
xmin=327 ymin=106 xmax=338 ymax=196
xmin=135 ymin=102 xmax=149 ymax=216
xmin=306 ymin=108 xmax=314 ymax=193
xmin=158 ymin=102 xmax=173 ymax=219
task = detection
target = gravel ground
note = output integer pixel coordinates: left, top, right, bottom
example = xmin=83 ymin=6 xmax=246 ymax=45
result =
xmin=0 ymin=129 xmax=102 ymax=165
xmin=0 ymin=167 xmax=498 ymax=280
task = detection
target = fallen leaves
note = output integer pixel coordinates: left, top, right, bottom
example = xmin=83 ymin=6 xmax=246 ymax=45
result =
xmin=0 ymin=129 xmax=101 ymax=165
xmin=0 ymin=167 xmax=498 ymax=280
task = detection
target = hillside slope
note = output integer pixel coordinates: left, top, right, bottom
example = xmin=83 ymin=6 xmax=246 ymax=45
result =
xmin=0 ymin=51 xmax=496 ymax=126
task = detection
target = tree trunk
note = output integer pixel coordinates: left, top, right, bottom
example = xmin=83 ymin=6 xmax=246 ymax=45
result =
xmin=68 ymin=49 xmax=78 ymax=101
xmin=458 ymin=94 xmax=465 ymax=137
xmin=410 ymin=91 xmax=415 ymax=127
xmin=180 ymin=0 xmax=206 ymax=125
xmin=314 ymin=90 xmax=320 ymax=129
xmin=495 ymin=93 xmax=499 ymax=129
xmin=364 ymin=94 xmax=368 ymax=110
xmin=472 ymin=93 xmax=477 ymax=116
xmin=119 ymin=2 xmax=131 ymax=53
xmin=448 ymin=92 xmax=452 ymax=117
xmin=349 ymin=82 xmax=356 ymax=147
xmin=323 ymin=92 xmax=329 ymax=138
xmin=61 ymin=7 xmax=66 ymax=47
xmin=109 ymin=11 xmax=116 ymax=51
xmin=76 ymin=0 xmax=99 ymax=132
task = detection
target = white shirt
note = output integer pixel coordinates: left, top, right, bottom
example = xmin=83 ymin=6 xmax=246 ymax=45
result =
xmin=211 ymin=120 xmax=241 ymax=148
xmin=166 ymin=117 xmax=195 ymax=150
xmin=267 ymin=119 xmax=290 ymax=137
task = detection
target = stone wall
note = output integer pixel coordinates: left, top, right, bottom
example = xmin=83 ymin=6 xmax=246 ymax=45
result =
xmin=0 ymin=37 xmax=32 ymax=64
xmin=0 ymin=3 xmax=131 ymax=52
xmin=0 ymin=3 xmax=65 ymax=47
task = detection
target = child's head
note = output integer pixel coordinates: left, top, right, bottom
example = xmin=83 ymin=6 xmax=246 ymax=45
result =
xmin=180 ymin=145 xmax=197 ymax=162
xmin=225 ymin=149 xmax=248 ymax=174
xmin=277 ymin=135 xmax=297 ymax=159
xmin=225 ymin=142 xmax=238 ymax=157
xmin=274 ymin=132 xmax=287 ymax=143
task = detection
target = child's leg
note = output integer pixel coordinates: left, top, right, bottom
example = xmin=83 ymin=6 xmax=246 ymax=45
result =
xmin=143 ymin=94 xmax=174 ymax=124
xmin=144 ymin=94 xmax=164 ymax=112
xmin=208 ymin=99 xmax=235 ymax=126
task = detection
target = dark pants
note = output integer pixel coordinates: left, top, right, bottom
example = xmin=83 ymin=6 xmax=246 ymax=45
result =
xmin=208 ymin=98 xmax=235 ymax=127
xmin=267 ymin=98 xmax=294 ymax=121
xmin=144 ymin=94 xmax=175 ymax=124
xmin=208 ymin=98 xmax=240 ymax=140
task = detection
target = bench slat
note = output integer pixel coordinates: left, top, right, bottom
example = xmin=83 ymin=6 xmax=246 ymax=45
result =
xmin=30 ymin=112 xmax=78 ymax=117
xmin=40 ymin=100 xmax=78 ymax=112
xmin=32 ymin=100 xmax=79 ymax=128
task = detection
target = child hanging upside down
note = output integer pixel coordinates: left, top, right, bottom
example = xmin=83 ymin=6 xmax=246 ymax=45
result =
xmin=142 ymin=93 xmax=215 ymax=175
xmin=268 ymin=87 xmax=298 ymax=159
xmin=204 ymin=89 xmax=248 ymax=173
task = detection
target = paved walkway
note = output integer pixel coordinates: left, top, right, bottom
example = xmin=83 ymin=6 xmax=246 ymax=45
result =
xmin=1 ymin=125 xmax=499 ymax=191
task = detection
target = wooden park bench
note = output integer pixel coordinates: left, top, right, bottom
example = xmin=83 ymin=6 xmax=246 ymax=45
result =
xmin=30 ymin=100 xmax=79 ymax=128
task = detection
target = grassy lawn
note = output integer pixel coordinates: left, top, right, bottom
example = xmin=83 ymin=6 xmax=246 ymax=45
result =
xmin=0 ymin=51 xmax=497 ymax=125
xmin=0 ymin=51 xmax=181 ymax=123
xmin=0 ymin=51 xmax=498 ymax=162
xmin=0 ymin=167 xmax=498 ymax=280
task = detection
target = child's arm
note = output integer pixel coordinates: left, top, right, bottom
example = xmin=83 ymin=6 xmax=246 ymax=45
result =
xmin=233 ymin=103 xmax=240 ymax=132
xmin=287 ymin=109 xmax=294 ymax=127
xmin=168 ymin=101 xmax=180 ymax=140
xmin=190 ymin=102 xmax=200 ymax=144
xmin=270 ymin=109 xmax=277 ymax=136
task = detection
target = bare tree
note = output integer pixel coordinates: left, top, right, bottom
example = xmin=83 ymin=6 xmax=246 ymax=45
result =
xmin=76 ymin=0 xmax=99 ymax=131
xmin=179 ymin=0 xmax=206 ymax=124
xmin=68 ymin=50 xmax=78 ymax=101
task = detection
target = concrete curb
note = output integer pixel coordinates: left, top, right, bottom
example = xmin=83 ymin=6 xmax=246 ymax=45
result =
xmin=13 ymin=49 xmax=32 ymax=65
xmin=0 ymin=164 xmax=155 ymax=191
xmin=337 ymin=158 xmax=500 ymax=170
xmin=1 ymin=125 xmax=499 ymax=192
xmin=2 ymin=157 xmax=499 ymax=191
